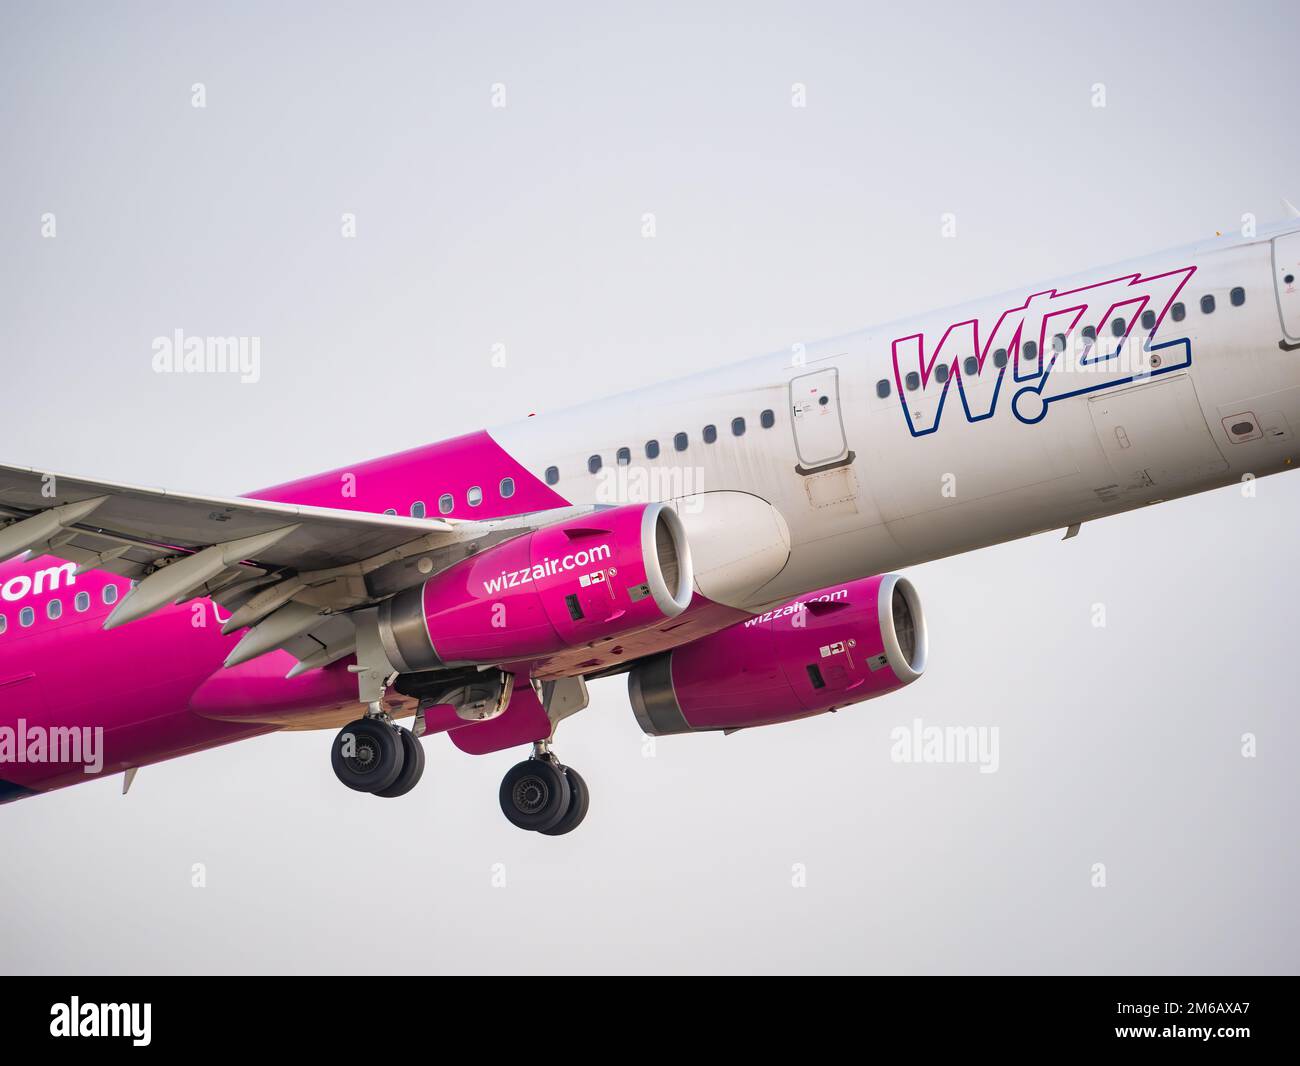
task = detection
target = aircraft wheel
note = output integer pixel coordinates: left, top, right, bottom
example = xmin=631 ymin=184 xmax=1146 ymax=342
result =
xmin=331 ymin=718 xmax=405 ymax=794
xmin=499 ymin=758 xmax=571 ymax=832
xmin=538 ymin=766 xmax=590 ymax=836
xmin=374 ymin=727 xmax=426 ymax=798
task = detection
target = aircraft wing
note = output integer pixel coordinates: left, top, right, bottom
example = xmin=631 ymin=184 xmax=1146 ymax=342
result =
xmin=0 ymin=462 xmax=583 ymax=673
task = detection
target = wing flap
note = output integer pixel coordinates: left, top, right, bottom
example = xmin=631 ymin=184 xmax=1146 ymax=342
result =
xmin=0 ymin=461 xmax=590 ymax=675
xmin=0 ymin=463 xmax=454 ymax=570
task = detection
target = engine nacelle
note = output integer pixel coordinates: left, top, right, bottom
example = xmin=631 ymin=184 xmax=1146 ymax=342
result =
xmin=628 ymin=573 xmax=925 ymax=735
xmin=378 ymin=502 xmax=692 ymax=669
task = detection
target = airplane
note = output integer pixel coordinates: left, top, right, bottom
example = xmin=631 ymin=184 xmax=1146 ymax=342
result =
xmin=2 ymin=210 xmax=1299 ymax=834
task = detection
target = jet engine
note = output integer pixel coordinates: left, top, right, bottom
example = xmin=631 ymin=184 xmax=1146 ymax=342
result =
xmin=627 ymin=573 xmax=925 ymax=735
xmin=378 ymin=501 xmax=692 ymax=670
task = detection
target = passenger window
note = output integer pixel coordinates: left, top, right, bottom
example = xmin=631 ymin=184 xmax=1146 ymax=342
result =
xmin=439 ymin=493 xmax=454 ymax=514
xmin=410 ymin=501 xmax=426 ymax=519
xmin=47 ymin=600 xmax=61 ymax=620
xmin=760 ymin=409 xmax=775 ymax=429
xmin=934 ymin=364 xmax=949 ymax=383
xmin=876 ymin=379 xmax=891 ymax=398
xmin=616 ymin=447 xmax=631 ymax=465
xmin=645 ymin=440 xmax=660 ymax=459
xmin=1201 ymin=294 xmax=1216 ymax=314
xmin=673 ymin=432 xmax=688 ymax=452
xmin=75 ymin=592 xmax=90 ymax=612
xmin=904 ymin=372 xmax=920 ymax=391
xmin=498 ymin=477 xmax=515 ymax=499
xmin=0 ymin=614 xmax=6 ymax=635
xmin=1022 ymin=341 xmax=1038 ymax=360
xmin=963 ymin=356 xmax=978 ymax=376
xmin=731 ymin=417 xmax=746 ymax=436
xmin=587 ymin=455 xmax=602 ymax=474
xmin=103 ymin=585 xmax=118 ymax=605
xmin=1052 ymin=333 xmax=1066 ymax=352
xmin=702 ymin=424 xmax=717 ymax=444
xmin=467 ymin=486 xmax=483 ymax=506
xmin=1141 ymin=310 xmax=1156 ymax=330
xmin=1171 ymin=302 xmax=1186 ymax=322
xmin=1082 ymin=326 xmax=1097 ymax=342
xmin=383 ymin=508 xmax=396 ymax=516
xmin=545 ymin=465 xmax=559 ymax=485
xmin=1230 ymin=286 xmax=1245 ymax=307
xmin=19 ymin=607 xmax=34 ymax=627
xmin=993 ymin=348 xmax=1008 ymax=368
xmin=1111 ymin=318 xmax=1126 ymax=338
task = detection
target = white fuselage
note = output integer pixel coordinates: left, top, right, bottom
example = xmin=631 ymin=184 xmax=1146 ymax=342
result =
xmin=494 ymin=223 xmax=1300 ymax=607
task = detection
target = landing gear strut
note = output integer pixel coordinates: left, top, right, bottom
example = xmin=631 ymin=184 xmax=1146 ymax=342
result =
xmin=499 ymin=742 xmax=590 ymax=835
xmin=330 ymin=714 xmax=426 ymax=797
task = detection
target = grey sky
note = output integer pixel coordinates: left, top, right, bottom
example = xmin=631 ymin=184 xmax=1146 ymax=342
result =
xmin=0 ymin=0 xmax=1296 ymax=974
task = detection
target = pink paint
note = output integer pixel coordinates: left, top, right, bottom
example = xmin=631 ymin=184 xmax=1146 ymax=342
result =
xmin=630 ymin=575 xmax=926 ymax=734
xmin=528 ymin=594 xmax=750 ymax=679
xmin=0 ymin=557 xmax=270 ymax=797
xmin=0 ymin=426 xmax=583 ymax=801
xmin=384 ymin=501 xmax=692 ymax=669
xmin=0 ymin=428 xmax=755 ymax=804
xmin=248 ymin=429 xmax=569 ymax=519
xmin=189 ymin=653 xmax=362 ymax=721
xmin=449 ymin=678 xmax=552 ymax=755
xmin=418 ymin=703 xmax=469 ymax=736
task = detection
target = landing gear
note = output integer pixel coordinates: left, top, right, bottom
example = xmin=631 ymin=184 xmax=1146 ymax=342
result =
xmin=499 ymin=756 xmax=569 ymax=831
xmin=539 ymin=765 xmax=589 ymax=836
xmin=499 ymin=744 xmax=590 ymax=835
xmin=330 ymin=717 xmax=426 ymax=796
xmin=374 ymin=726 xmax=426 ymax=798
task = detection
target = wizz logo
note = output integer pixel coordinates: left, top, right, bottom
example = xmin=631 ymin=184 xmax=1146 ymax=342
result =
xmin=892 ymin=266 xmax=1196 ymax=436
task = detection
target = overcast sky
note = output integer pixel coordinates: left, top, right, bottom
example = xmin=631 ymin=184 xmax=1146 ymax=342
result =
xmin=1 ymin=0 xmax=1297 ymax=974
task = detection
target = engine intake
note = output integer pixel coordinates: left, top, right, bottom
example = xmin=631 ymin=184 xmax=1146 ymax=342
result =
xmin=628 ymin=573 xmax=925 ymax=735
xmin=379 ymin=501 xmax=692 ymax=670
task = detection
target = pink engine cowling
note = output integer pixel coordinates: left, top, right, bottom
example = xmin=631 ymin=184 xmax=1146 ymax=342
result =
xmin=377 ymin=501 xmax=693 ymax=670
xmin=627 ymin=574 xmax=926 ymax=735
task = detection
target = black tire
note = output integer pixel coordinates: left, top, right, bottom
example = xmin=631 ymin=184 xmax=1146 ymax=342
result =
xmin=499 ymin=759 xmax=571 ymax=832
xmin=539 ymin=766 xmax=590 ymax=836
xmin=331 ymin=718 xmax=405 ymax=794
xmin=374 ymin=727 xmax=426 ymax=798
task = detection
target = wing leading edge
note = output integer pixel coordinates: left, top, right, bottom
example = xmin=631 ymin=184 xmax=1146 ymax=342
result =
xmin=0 ymin=462 xmax=585 ymax=675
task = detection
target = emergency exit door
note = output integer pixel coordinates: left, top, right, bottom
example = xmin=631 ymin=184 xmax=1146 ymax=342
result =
xmin=1273 ymin=231 xmax=1300 ymax=344
xmin=790 ymin=367 xmax=850 ymax=473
